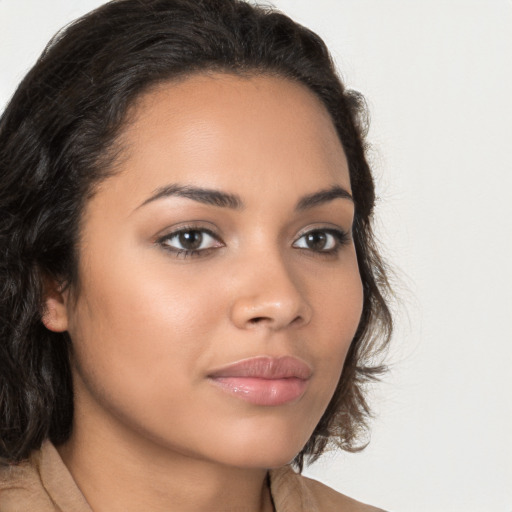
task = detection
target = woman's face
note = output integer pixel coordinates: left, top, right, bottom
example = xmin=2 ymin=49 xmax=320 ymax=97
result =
xmin=60 ymin=73 xmax=363 ymax=468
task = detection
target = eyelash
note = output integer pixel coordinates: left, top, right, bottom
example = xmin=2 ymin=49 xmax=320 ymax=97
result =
xmin=157 ymin=226 xmax=221 ymax=259
xmin=156 ymin=225 xmax=350 ymax=259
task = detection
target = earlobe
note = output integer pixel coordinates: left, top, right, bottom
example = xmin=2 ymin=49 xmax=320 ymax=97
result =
xmin=41 ymin=278 xmax=69 ymax=333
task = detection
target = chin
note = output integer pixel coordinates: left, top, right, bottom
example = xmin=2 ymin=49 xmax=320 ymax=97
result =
xmin=201 ymin=421 xmax=312 ymax=470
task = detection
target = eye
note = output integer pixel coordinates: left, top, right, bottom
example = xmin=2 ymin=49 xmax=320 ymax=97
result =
xmin=157 ymin=227 xmax=223 ymax=258
xmin=293 ymin=228 xmax=349 ymax=254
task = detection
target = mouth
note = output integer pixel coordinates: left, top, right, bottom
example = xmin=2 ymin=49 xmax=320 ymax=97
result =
xmin=207 ymin=356 xmax=312 ymax=406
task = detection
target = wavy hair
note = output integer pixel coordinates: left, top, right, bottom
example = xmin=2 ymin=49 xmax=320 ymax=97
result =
xmin=0 ymin=0 xmax=392 ymax=469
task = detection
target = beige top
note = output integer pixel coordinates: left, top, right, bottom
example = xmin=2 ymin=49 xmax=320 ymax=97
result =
xmin=0 ymin=441 xmax=385 ymax=511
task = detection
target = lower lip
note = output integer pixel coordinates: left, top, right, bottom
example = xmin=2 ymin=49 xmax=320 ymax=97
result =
xmin=209 ymin=377 xmax=308 ymax=406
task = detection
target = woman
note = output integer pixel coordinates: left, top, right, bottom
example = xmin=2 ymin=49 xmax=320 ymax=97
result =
xmin=0 ymin=0 xmax=392 ymax=510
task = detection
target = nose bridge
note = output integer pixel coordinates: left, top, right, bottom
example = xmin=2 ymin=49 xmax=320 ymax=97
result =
xmin=229 ymin=244 xmax=312 ymax=331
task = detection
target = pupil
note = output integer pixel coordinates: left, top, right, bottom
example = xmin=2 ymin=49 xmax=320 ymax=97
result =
xmin=179 ymin=231 xmax=203 ymax=250
xmin=306 ymin=232 xmax=327 ymax=250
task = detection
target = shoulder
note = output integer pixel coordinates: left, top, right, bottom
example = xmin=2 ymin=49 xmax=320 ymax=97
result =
xmin=298 ymin=473 xmax=387 ymax=512
xmin=0 ymin=448 xmax=57 ymax=512
xmin=269 ymin=465 xmax=387 ymax=512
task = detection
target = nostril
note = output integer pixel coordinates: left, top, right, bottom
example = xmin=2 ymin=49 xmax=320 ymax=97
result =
xmin=248 ymin=315 xmax=303 ymax=326
xmin=249 ymin=317 xmax=268 ymax=324
xmin=290 ymin=315 xmax=303 ymax=326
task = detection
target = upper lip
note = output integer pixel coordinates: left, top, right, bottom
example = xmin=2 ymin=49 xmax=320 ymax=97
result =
xmin=208 ymin=356 xmax=312 ymax=380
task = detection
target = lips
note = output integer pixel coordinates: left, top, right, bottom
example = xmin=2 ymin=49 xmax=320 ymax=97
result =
xmin=207 ymin=356 xmax=312 ymax=406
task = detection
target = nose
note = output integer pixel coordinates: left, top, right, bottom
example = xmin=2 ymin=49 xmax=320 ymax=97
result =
xmin=228 ymin=251 xmax=312 ymax=331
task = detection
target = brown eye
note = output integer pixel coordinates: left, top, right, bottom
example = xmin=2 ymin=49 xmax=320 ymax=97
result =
xmin=159 ymin=228 xmax=222 ymax=255
xmin=293 ymin=228 xmax=348 ymax=253
xmin=178 ymin=230 xmax=203 ymax=250
xmin=304 ymin=232 xmax=328 ymax=251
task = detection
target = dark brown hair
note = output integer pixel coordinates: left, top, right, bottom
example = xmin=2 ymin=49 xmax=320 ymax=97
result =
xmin=0 ymin=0 xmax=392 ymax=469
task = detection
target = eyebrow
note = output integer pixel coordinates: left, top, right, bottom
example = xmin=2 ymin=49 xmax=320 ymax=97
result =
xmin=295 ymin=185 xmax=353 ymax=211
xmin=138 ymin=184 xmax=243 ymax=210
xmin=137 ymin=183 xmax=353 ymax=211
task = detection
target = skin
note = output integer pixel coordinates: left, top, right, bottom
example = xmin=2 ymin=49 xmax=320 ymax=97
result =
xmin=44 ymin=73 xmax=364 ymax=512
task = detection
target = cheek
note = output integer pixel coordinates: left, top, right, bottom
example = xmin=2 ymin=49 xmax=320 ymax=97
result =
xmin=66 ymin=251 xmax=224 ymax=400
xmin=311 ymin=259 xmax=364 ymax=384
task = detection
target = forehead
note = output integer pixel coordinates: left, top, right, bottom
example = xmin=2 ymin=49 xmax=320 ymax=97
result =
xmin=100 ymin=73 xmax=350 ymax=209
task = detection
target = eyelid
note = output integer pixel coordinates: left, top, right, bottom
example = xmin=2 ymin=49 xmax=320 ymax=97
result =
xmin=292 ymin=225 xmax=351 ymax=253
xmin=155 ymin=223 xmax=225 ymax=258
xmin=154 ymin=220 xmax=220 ymax=240
xmin=163 ymin=229 xmax=219 ymax=248
xmin=293 ymin=223 xmax=351 ymax=240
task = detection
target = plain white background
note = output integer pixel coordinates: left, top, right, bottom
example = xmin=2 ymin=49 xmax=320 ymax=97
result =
xmin=1 ymin=1 xmax=511 ymax=511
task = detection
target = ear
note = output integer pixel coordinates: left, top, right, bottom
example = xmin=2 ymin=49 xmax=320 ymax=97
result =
xmin=41 ymin=277 xmax=69 ymax=333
